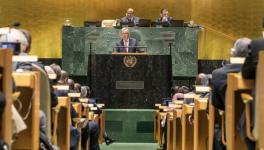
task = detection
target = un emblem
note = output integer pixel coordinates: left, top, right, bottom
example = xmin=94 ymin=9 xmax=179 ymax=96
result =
xmin=123 ymin=56 xmax=137 ymax=68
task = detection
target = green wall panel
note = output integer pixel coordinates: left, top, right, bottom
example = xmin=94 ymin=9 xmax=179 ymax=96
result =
xmin=62 ymin=27 xmax=199 ymax=77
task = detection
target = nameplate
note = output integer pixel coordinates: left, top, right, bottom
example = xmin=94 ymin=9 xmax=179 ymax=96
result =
xmin=101 ymin=20 xmax=116 ymax=28
xmin=97 ymin=104 xmax=105 ymax=108
xmin=79 ymin=98 xmax=89 ymax=103
xmin=88 ymin=104 xmax=94 ymax=107
xmin=12 ymin=56 xmax=38 ymax=62
xmin=174 ymin=101 xmax=183 ymax=105
xmin=195 ymin=86 xmax=210 ymax=93
xmin=90 ymin=107 xmax=98 ymax=111
xmin=184 ymin=93 xmax=196 ymax=99
xmin=189 ymin=103 xmax=195 ymax=106
xmin=47 ymin=73 xmax=56 ymax=80
xmin=230 ymin=57 xmax=245 ymax=64
xmin=116 ymin=81 xmax=144 ymax=89
xmin=155 ymin=104 xmax=161 ymax=107
xmin=112 ymin=52 xmax=148 ymax=55
xmin=52 ymin=85 xmax=69 ymax=90
xmin=68 ymin=93 xmax=81 ymax=98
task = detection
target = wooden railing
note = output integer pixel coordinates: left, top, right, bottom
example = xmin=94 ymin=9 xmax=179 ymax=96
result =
xmin=256 ymin=51 xmax=264 ymax=149
xmin=0 ymin=48 xmax=12 ymax=147
xmin=12 ymin=72 xmax=40 ymax=150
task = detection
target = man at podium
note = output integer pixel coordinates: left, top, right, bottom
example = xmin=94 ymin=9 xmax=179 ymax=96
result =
xmin=115 ymin=27 xmax=140 ymax=53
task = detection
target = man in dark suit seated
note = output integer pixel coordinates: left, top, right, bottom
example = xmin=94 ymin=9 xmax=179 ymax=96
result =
xmin=120 ymin=8 xmax=139 ymax=26
xmin=242 ymin=39 xmax=264 ymax=79
xmin=211 ymin=38 xmax=251 ymax=110
xmin=115 ymin=27 xmax=140 ymax=53
xmin=240 ymin=19 xmax=264 ymax=150
xmin=157 ymin=8 xmax=173 ymax=27
xmin=211 ymin=38 xmax=251 ymax=150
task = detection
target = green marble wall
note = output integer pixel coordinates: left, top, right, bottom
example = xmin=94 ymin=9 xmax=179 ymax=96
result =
xmin=62 ymin=27 xmax=199 ymax=77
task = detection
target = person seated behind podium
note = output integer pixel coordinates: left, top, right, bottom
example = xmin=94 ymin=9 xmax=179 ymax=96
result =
xmin=115 ymin=27 xmax=140 ymax=53
xmin=120 ymin=8 xmax=140 ymax=26
xmin=157 ymin=8 xmax=173 ymax=27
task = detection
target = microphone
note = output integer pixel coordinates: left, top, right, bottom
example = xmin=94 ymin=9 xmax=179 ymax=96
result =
xmin=169 ymin=42 xmax=173 ymax=56
xmin=7 ymin=22 xmax=20 ymax=34
xmin=12 ymin=22 xmax=21 ymax=27
xmin=0 ymin=22 xmax=21 ymax=28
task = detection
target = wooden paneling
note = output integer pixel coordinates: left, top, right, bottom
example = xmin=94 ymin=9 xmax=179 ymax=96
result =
xmin=193 ymin=0 xmax=264 ymax=59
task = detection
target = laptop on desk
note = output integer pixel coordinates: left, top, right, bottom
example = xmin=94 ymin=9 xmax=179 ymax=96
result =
xmin=84 ymin=21 xmax=101 ymax=27
xmin=171 ymin=20 xmax=185 ymax=27
xmin=138 ymin=19 xmax=151 ymax=27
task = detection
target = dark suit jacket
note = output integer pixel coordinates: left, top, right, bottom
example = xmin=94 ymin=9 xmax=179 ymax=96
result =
xmin=0 ymin=92 xmax=6 ymax=117
xmin=242 ymin=38 xmax=264 ymax=79
xmin=120 ymin=16 xmax=140 ymax=26
xmin=157 ymin=16 xmax=173 ymax=27
xmin=115 ymin=38 xmax=139 ymax=53
xmin=211 ymin=64 xmax=242 ymax=110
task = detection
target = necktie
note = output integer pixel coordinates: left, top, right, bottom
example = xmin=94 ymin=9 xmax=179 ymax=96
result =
xmin=125 ymin=41 xmax=128 ymax=52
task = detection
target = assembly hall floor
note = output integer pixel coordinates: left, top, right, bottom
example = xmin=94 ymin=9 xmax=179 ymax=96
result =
xmin=101 ymin=109 xmax=159 ymax=149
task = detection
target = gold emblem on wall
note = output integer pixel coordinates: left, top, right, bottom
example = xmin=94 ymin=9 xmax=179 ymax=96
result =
xmin=123 ymin=56 xmax=137 ymax=68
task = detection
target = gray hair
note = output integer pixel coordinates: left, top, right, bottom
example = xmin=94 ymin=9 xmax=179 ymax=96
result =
xmin=120 ymin=27 xmax=130 ymax=38
xmin=231 ymin=38 xmax=251 ymax=57
xmin=121 ymin=27 xmax=129 ymax=34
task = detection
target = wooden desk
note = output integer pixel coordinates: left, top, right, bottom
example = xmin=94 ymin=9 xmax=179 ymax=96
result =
xmin=77 ymin=102 xmax=105 ymax=145
xmin=154 ymin=109 xmax=159 ymax=142
xmin=89 ymin=103 xmax=105 ymax=144
xmin=166 ymin=112 xmax=174 ymax=150
xmin=256 ymin=51 xmax=264 ymax=149
xmin=226 ymin=73 xmax=254 ymax=150
xmin=193 ymin=97 xmax=208 ymax=150
xmin=12 ymin=72 xmax=40 ymax=150
xmin=73 ymin=102 xmax=83 ymax=150
xmin=208 ymin=100 xmax=215 ymax=150
xmin=0 ymin=49 xmax=12 ymax=146
xmin=53 ymin=97 xmax=71 ymax=150
xmin=157 ymin=112 xmax=167 ymax=146
xmin=181 ymin=104 xmax=194 ymax=150
xmin=97 ymin=111 xmax=105 ymax=144
xmin=172 ymin=109 xmax=182 ymax=150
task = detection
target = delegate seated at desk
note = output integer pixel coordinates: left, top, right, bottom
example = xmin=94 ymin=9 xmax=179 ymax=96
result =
xmin=157 ymin=8 xmax=173 ymax=27
xmin=120 ymin=8 xmax=139 ymax=26
xmin=115 ymin=27 xmax=140 ymax=53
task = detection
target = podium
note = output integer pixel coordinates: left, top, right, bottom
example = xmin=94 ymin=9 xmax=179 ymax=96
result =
xmin=90 ymin=53 xmax=171 ymax=108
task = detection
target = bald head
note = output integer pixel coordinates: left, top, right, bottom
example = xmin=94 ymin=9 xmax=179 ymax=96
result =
xmin=231 ymin=38 xmax=251 ymax=57
xmin=126 ymin=8 xmax=134 ymax=19
xmin=127 ymin=8 xmax=134 ymax=14
xmin=195 ymin=73 xmax=209 ymax=86
xmin=20 ymin=29 xmax=32 ymax=53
